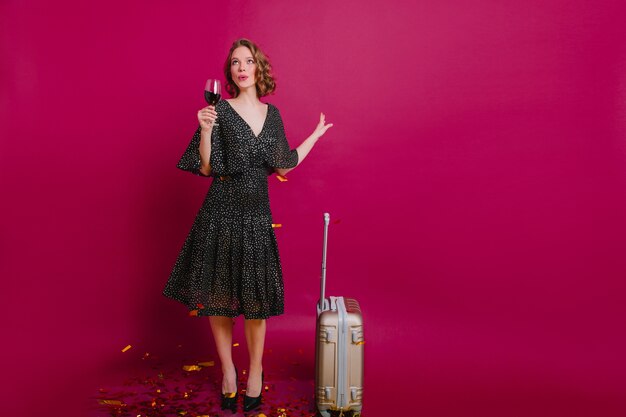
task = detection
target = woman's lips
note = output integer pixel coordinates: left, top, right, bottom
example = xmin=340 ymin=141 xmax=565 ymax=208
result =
xmin=238 ymin=75 xmax=248 ymax=81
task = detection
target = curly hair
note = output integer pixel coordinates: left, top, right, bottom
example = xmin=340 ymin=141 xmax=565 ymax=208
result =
xmin=223 ymin=38 xmax=276 ymax=98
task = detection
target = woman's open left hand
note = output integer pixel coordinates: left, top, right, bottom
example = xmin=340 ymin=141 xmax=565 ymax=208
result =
xmin=313 ymin=112 xmax=333 ymax=139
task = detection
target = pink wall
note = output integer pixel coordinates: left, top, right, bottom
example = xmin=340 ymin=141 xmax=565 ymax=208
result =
xmin=2 ymin=0 xmax=626 ymax=416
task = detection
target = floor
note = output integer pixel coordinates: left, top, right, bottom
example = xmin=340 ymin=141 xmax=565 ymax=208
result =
xmin=88 ymin=332 xmax=340 ymax=417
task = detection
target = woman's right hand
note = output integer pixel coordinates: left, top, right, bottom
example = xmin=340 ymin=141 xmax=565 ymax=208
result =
xmin=197 ymin=105 xmax=218 ymax=131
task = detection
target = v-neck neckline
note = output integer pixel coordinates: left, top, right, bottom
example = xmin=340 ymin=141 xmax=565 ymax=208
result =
xmin=224 ymin=100 xmax=270 ymax=139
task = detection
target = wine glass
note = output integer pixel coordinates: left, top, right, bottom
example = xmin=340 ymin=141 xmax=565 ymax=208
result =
xmin=204 ymin=79 xmax=221 ymax=126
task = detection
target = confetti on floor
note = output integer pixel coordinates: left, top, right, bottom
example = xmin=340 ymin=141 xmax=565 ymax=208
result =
xmin=89 ymin=346 xmax=335 ymax=417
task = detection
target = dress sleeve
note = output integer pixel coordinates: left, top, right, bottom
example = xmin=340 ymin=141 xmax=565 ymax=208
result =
xmin=176 ymin=125 xmax=221 ymax=177
xmin=265 ymin=107 xmax=299 ymax=169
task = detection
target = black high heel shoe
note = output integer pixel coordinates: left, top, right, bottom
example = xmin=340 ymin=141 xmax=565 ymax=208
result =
xmin=243 ymin=371 xmax=264 ymax=412
xmin=220 ymin=366 xmax=238 ymax=412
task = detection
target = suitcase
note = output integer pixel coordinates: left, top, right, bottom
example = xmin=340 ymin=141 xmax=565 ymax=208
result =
xmin=315 ymin=213 xmax=364 ymax=417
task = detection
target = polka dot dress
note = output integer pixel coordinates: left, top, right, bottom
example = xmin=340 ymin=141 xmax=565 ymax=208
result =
xmin=162 ymin=100 xmax=299 ymax=320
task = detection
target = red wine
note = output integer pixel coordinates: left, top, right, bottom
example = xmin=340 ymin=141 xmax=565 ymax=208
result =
xmin=204 ymin=91 xmax=221 ymax=105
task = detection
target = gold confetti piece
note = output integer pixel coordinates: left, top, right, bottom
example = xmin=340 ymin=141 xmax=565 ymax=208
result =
xmin=99 ymin=399 xmax=124 ymax=406
xmin=225 ymin=392 xmax=236 ymax=398
xmin=189 ymin=309 xmax=198 ymax=317
xmin=183 ymin=392 xmax=189 ymax=398
xmin=356 ymin=341 xmax=365 ymax=345
xmin=121 ymin=344 xmax=132 ymax=352
xmin=276 ymin=175 xmax=288 ymax=182
xmin=233 ymin=342 xmax=240 ymax=347
xmin=264 ymin=385 xmax=269 ymax=391
xmin=258 ymin=414 xmax=268 ymax=417
xmin=178 ymin=412 xmax=187 ymax=416
xmin=197 ymin=361 xmax=215 ymax=367
xmin=243 ymin=369 xmax=247 ymax=375
xmin=182 ymin=365 xmax=202 ymax=371
xmin=272 ymin=223 xmax=282 ymax=228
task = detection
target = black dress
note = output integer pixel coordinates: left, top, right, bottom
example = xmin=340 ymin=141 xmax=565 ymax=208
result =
xmin=162 ymin=100 xmax=299 ymax=319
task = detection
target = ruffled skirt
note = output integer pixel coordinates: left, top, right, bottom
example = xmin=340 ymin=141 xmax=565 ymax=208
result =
xmin=163 ymin=169 xmax=285 ymax=319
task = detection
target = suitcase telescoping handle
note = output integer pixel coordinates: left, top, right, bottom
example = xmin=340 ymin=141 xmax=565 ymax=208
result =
xmin=318 ymin=212 xmax=330 ymax=311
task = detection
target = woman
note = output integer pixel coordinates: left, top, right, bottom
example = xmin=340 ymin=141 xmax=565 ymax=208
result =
xmin=162 ymin=38 xmax=333 ymax=412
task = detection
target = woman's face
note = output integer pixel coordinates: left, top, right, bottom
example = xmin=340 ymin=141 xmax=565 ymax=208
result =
xmin=230 ymin=46 xmax=257 ymax=92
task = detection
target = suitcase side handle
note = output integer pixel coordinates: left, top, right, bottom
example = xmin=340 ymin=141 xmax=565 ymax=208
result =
xmin=318 ymin=212 xmax=330 ymax=311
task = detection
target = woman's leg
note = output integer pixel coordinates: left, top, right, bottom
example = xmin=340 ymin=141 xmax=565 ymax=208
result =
xmin=244 ymin=318 xmax=266 ymax=397
xmin=209 ymin=316 xmax=237 ymax=393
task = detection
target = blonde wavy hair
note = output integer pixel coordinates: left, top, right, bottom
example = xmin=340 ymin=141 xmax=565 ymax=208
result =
xmin=223 ymin=38 xmax=276 ymax=98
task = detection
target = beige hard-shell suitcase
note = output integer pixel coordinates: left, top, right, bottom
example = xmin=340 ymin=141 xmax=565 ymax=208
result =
xmin=315 ymin=213 xmax=364 ymax=417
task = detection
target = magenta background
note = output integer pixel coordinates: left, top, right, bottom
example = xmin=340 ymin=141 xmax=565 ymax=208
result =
xmin=2 ymin=0 xmax=626 ymax=416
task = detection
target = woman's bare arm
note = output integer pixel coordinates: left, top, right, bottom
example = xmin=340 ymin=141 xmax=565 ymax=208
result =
xmin=275 ymin=112 xmax=333 ymax=176
xmin=197 ymin=105 xmax=218 ymax=176
xmin=198 ymin=127 xmax=213 ymax=176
